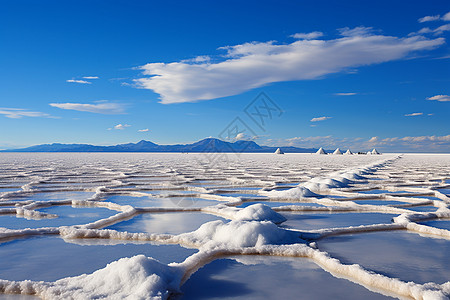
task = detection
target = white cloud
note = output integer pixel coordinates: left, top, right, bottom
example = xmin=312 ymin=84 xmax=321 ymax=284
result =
xmin=49 ymin=101 xmax=126 ymax=114
xmin=82 ymin=76 xmax=99 ymax=79
xmin=114 ymin=124 xmax=131 ymax=130
xmin=418 ymin=15 xmax=441 ymax=23
xmin=434 ymin=24 xmax=450 ymax=34
xmin=66 ymin=79 xmax=91 ymax=84
xmin=138 ymin=128 xmax=149 ymax=132
xmin=338 ymin=26 xmax=375 ymax=37
xmin=235 ymin=133 xmax=246 ymax=140
xmin=334 ymin=92 xmax=357 ymax=96
xmin=405 ymin=112 xmax=423 ymax=116
xmin=398 ymin=135 xmax=450 ymax=142
xmin=427 ymin=94 xmax=450 ymax=102
xmin=291 ymin=31 xmax=324 ymax=39
xmin=0 ymin=108 xmax=55 ymax=119
xmin=135 ymin=27 xmax=444 ymax=104
xmin=418 ymin=12 xmax=450 ymax=22
xmin=181 ymin=56 xmax=211 ymax=63
xmin=443 ymin=12 xmax=450 ymax=21
xmin=368 ymin=136 xmax=378 ymax=143
xmin=410 ymin=24 xmax=450 ymax=36
xmin=311 ymin=116 xmax=332 ymax=122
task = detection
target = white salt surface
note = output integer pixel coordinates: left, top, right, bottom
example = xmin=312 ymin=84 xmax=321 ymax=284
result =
xmin=0 ymin=153 xmax=449 ymax=299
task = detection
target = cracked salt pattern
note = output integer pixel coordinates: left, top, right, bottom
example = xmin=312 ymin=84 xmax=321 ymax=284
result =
xmin=0 ymin=153 xmax=449 ymax=299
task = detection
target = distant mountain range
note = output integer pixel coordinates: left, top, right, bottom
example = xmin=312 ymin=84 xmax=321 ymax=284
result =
xmin=1 ymin=138 xmax=318 ymax=153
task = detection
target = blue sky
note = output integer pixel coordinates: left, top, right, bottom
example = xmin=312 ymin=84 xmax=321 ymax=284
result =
xmin=0 ymin=0 xmax=449 ymax=152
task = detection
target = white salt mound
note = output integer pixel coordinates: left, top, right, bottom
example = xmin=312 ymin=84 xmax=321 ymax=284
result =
xmin=234 ymin=203 xmax=286 ymax=223
xmin=42 ymin=255 xmax=182 ymax=300
xmin=332 ymin=148 xmax=342 ymax=155
xmin=316 ymin=147 xmax=327 ymax=155
xmin=344 ymin=149 xmax=353 ymax=155
xmin=178 ymin=220 xmax=300 ymax=248
xmin=372 ymin=148 xmax=380 ymax=155
xmin=260 ymin=185 xmax=318 ymax=198
xmin=274 ymin=148 xmax=284 ymax=155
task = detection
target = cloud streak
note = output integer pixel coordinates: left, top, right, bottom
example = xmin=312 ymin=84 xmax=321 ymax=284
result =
xmin=418 ymin=12 xmax=450 ymax=23
xmin=334 ymin=92 xmax=357 ymax=96
xmin=290 ymin=31 xmax=324 ymax=39
xmin=135 ymin=27 xmax=444 ymax=104
xmin=311 ymin=116 xmax=332 ymax=122
xmin=49 ymin=102 xmax=126 ymax=114
xmin=0 ymin=108 xmax=56 ymax=119
xmin=66 ymin=79 xmax=91 ymax=84
xmin=427 ymin=94 xmax=450 ymax=102
xmin=404 ymin=112 xmax=423 ymax=116
xmin=114 ymin=124 xmax=130 ymax=130
xmin=418 ymin=15 xmax=441 ymax=23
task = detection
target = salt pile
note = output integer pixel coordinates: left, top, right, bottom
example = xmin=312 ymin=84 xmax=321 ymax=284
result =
xmin=332 ymin=148 xmax=342 ymax=155
xmin=344 ymin=149 xmax=353 ymax=155
xmin=274 ymin=148 xmax=284 ymax=155
xmin=316 ymin=147 xmax=327 ymax=154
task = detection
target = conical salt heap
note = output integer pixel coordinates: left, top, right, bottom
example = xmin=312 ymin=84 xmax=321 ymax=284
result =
xmin=372 ymin=148 xmax=380 ymax=155
xmin=316 ymin=147 xmax=327 ymax=154
xmin=344 ymin=149 xmax=353 ymax=155
xmin=274 ymin=148 xmax=284 ymax=155
xmin=333 ymin=148 xmax=342 ymax=155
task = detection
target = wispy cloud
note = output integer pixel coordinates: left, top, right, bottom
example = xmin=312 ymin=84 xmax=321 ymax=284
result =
xmin=368 ymin=135 xmax=450 ymax=152
xmin=311 ymin=116 xmax=332 ymax=122
xmin=444 ymin=12 xmax=450 ymax=21
xmin=334 ymin=92 xmax=357 ymax=96
xmin=405 ymin=112 xmax=423 ymax=116
xmin=114 ymin=124 xmax=131 ymax=130
xmin=66 ymin=79 xmax=91 ymax=84
xmin=82 ymin=76 xmax=99 ymax=79
xmin=291 ymin=31 xmax=324 ymax=39
xmin=418 ymin=11 xmax=450 ymax=23
xmin=138 ymin=128 xmax=149 ymax=132
xmin=0 ymin=108 xmax=56 ymax=119
xmin=418 ymin=15 xmax=441 ymax=23
xmin=410 ymin=24 xmax=450 ymax=36
xmin=181 ymin=56 xmax=211 ymax=63
xmin=427 ymin=94 xmax=450 ymax=102
xmin=49 ymin=101 xmax=126 ymax=114
xmin=135 ymin=27 xmax=443 ymax=104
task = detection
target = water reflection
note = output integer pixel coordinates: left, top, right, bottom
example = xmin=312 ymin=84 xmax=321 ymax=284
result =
xmin=318 ymin=231 xmax=450 ymax=284
xmin=180 ymin=256 xmax=394 ymax=299
xmin=107 ymin=212 xmax=226 ymax=235
xmin=0 ymin=205 xmax=116 ymax=229
xmin=280 ymin=212 xmax=397 ymax=230
xmin=0 ymin=236 xmax=196 ymax=282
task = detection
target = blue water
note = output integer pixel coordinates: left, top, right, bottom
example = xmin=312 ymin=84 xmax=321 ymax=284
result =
xmin=180 ymin=256 xmax=394 ymax=299
xmin=318 ymin=231 xmax=450 ymax=284
xmin=0 ymin=236 xmax=196 ymax=282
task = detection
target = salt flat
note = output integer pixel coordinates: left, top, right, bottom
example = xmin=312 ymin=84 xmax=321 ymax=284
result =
xmin=0 ymin=153 xmax=449 ymax=299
